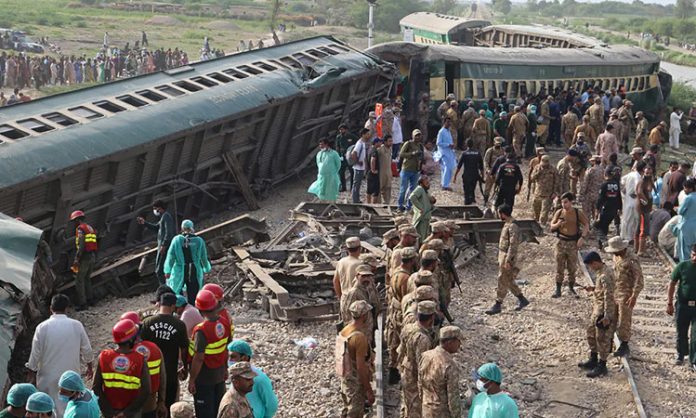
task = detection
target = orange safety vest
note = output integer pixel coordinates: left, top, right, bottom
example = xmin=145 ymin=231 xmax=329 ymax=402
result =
xmin=99 ymin=349 xmax=144 ymax=411
xmin=76 ymin=223 xmax=98 ymax=252
xmin=187 ymin=318 xmax=230 ymax=369
xmin=134 ymin=340 xmax=163 ymax=392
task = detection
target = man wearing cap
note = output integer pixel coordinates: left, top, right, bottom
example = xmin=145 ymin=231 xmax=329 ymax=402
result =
xmin=340 ymin=265 xmax=380 ymax=344
xmin=398 ymin=129 xmax=424 ymax=211
xmin=617 ymin=100 xmax=635 ymax=153
xmin=587 ymin=96 xmax=604 ymax=148
xmin=364 ymin=111 xmax=377 ymax=141
xmin=418 ymin=94 xmax=431 ymax=142
xmin=580 ymin=251 xmax=616 ymax=378
xmin=410 ymin=176 xmax=436 ymax=241
xmin=402 ymin=286 xmax=439 ymax=327
xmin=561 ymin=107 xmax=580 ymax=149
xmin=382 ymin=102 xmax=395 ymax=140
xmin=68 ymin=210 xmax=98 ymax=310
xmin=570 ymin=133 xmax=592 ymax=190
xmin=469 ymin=363 xmax=519 ymax=416
xmin=486 ymin=204 xmax=530 ymax=315
xmin=580 ymin=155 xmax=604 ymax=222
xmin=526 ymin=146 xmax=545 ymax=199
xmin=649 ymin=121 xmax=666 ymax=147
xmin=26 ymin=294 xmax=93 ymax=418
xmin=333 ymin=237 xmax=363 ymax=299
xmin=337 ymin=300 xmax=375 ymax=416
xmin=386 ymin=246 xmax=418 ymax=384
xmin=390 ymin=227 xmax=419 ymax=273
xmin=472 ymin=110 xmax=492 ymax=156
xmin=550 ymin=192 xmax=589 ymax=298
xmin=605 ymin=237 xmax=644 ymax=357
xmin=538 ymin=96 xmax=552 ymax=146
xmin=399 ymin=301 xmax=437 ymax=418
xmin=25 ymin=392 xmax=56 ymax=418
xmin=382 ymin=229 xmax=400 ymax=282
xmin=141 ymin=291 xmax=189 ymax=412
xmin=556 ymin=150 xmax=580 ymax=198
xmin=227 ymin=341 xmax=278 ymax=418
xmin=418 ymin=326 xmax=462 ymax=418
xmin=351 ymin=128 xmax=372 ymax=203
xmin=421 ymin=222 xmax=447 ymax=250
xmin=634 ymin=111 xmax=648 ymax=151
xmin=0 ymin=383 xmax=37 ymax=418
xmin=445 ymin=101 xmax=460 ymax=146
xmin=437 ymin=94 xmax=455 ymax=122
xmin=530 ymin=154 xmax=558 ymax=224
xmin=59 ymin=370 xmax=100 ymax=418
xmin=336 ymin=123 xmax=357 ymax=192
xmin=378 ymin=135 xmax=394 ymax=204
xmin=217 ymin=362 xmax=255 ymax=418
xmin=165 ymin=219 xmax=211 ymax=305
xmin=484 ymin=137 xmax=505 ymax=200
xmin=643 ymin=144 xmax=659 ymax=174
xmin=573 ymin=115 xmax=597 ymax=149
xmin=460 ymin=101 xmax=477 ymax=149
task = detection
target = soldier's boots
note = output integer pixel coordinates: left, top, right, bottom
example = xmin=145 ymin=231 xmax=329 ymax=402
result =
xmin=552 ymin=283 xmax=562 ymax=298
xmin=388 ymin=367 xmax=401 ymax=385
xmin=586 ymin=360 xmax=608 ymax=378
xmin=568 ymin=284 xmax=579 ymax=298
xmin=613 ymin=341 xmax=630 ymax=357
xmin=578 ymin=352 xmax=598 ymax=370
xmin=485 ymin=302 xmax=502 ymax=315
xmin=515 ymin=295 xmax=530 ymax=311
xmin=674 ymin=354 xmax=685 ymax=365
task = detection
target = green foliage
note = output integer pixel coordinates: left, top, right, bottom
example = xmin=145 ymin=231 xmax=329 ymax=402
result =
xmin=432 ymin=0 xmax=458 ymax=14
xmin=492 ymin=0 xmax=512 ymax=15
xmin=350 ymin=0 xmax=425 ymax=33
xmin=676 ymin=0 xmax=695 ymax=19
xmin=526 ymin=0 xmax=672 ymax=17
xmin=668 ymin=82 xmax=696 ymax=112
xmin=289 ymin=2 xmax=310 ymax=13
xmin=182 ymin=30 xmax=208 ymax=39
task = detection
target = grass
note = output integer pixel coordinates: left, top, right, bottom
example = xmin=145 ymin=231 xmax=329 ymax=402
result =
xmin=667 ymin=82 xmax=696 ymax=112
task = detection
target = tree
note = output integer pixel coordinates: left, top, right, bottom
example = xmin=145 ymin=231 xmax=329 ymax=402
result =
xmin=493 ymin=0 xmax=512 ymax=15
xmin=526 ymin=0 xmax=538 ymax=12
xmin=676 ymin=0 xmax=695 ymax=19
xmin=432 ymin=0 xmax=457 ymax=14
xmin=350 ymin=0 xmax=425 ymax=33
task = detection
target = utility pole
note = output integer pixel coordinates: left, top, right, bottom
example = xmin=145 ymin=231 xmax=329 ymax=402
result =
xmin=367 ymin=0 xmax=376 ymax=48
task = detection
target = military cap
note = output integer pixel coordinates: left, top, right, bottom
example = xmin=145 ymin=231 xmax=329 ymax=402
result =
xmin=624 ymin=100 xmax=633 ymax=106
xmin=415 ymin=285 xmax=436 ymax=301
xmin=399 ymin=225 xmax=419 ymax=237
xmin=446 ymin=93 xmax=456 ymax=99
xmin=444 ymin=220 xmax=459 ymax=230
xmin=400 ymin=247 xmax=418 ymax=260
xmin=359 ymin=253 xmax=379 ymax=267
xmin=604 ymin=236 xmax=629 ymax=253
xmin=414 ymin=272 xmax=433 ymax=286
xmin=170 ymin=402 xmax=194 ymax=418
xmin=479 ymin=109 xmax=487 ymax=116
xmin=349 ymin=300 xmax=373 ymax=317
xmin=635 ymin=111 xmax=644 ymax=118
xmin=450 ymin=100 xmax=458 ymax=106
xmin=345 ymin=236 xmax=361 ymax=249
xmin=440 ymin=325 xmax=464 ymax=341
xmin=540 ymin=155 xmax=550 ymax=162
xmin=514 ymin=105 xmax=521 ymax=112
xmin=576 ymin=131 xmax=586 ymax=138
xmin=425 ymin=238 xmax=444 ymax=250
xmin=394 ymin=215 xmax=410 ymax=226
xmin=493 ymin=136 xmax=504 ymax=145
xmin=356 ymin=264 xmax=374 ymax=276
xmin=412 ymin=129 xmax=422 ymax=137
xmin=535 ymin=146 xmax=545 ymax=153
xmin=630 ymin=147 xmax=644 ymax=155
xmin=421 ymin=250 xmax=439 ymax=261
xmin=431 ymin=222 xmax=448 ymax=233
xmin=417 ymin=300 xmax=437 ymax=315
xmin=591 ymin=154 xmax=602 ymax=161
xmin=382 ymin=228 xmax=399 ymax=243
xmin=582 ymin=251 xmax=602 ymax=264
xmin=229 ymin=361 xmax=257 ymax=380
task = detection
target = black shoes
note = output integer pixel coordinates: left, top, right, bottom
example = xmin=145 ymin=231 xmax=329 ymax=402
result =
xmin=578 ymin=352 xmax=598 ymax=370
xmin=552 ymin=283 xmax=562 ymax=298
xmin=613 ymin=342 xmax=630 ymax=357
xmin=515 ymin=295 xmax=530 ymax=311
xmin=388 ymin=367 xmax=400 ymax=384
xmin=586 ymin=360 xmax=608 ymax=378
xmin=485 ymin=302 xmax=502 ymax=315
xmin=568 ymin=284 xmax=578 ymax=298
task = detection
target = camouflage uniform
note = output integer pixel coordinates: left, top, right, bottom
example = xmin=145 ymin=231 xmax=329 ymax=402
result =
xmin=551 ymin=208 xmax=588 ymax=286
xmin=530 ymin=160 xmax=558 ymax=224
xmin=609 ymin=117 xmax=624 ymax=150
xmin=419 ymin=345 xmax=461 ymax=418
xmin=446 ymin=106 xmax=460 ymax=145
xmin=587 ymin=103 xmax=604 ymax=149
xmin=539 ymin=100 xmax=551 ymax=145
xmin=341 ymin=282 xmax=380 ymax=344
xmin=387 ymin=267 xmax=411 ymax=368
xmin=508 ymin=111 xmax=528 ymax=157
xmin=472 ymin=116 xmax=491 ymax=156
xmin=483 ymin=145 xmax=505 ymax=197
xmin=496 ymin=217 xmax=522 ymax=302
xmin=461 ymin=106 xmax=477 ymax=144
xmin=580 ymin=164 xmax=604 ymax=219
xmin=617 ymin=105 xmax=635 ymax=150
xmin=398 ymin=321 xmax=436 ymax=418
xmin=635 ymin=118 xmax=648 ymax=151
xmin=437 ymin=101 xmax=450 ymax=122
xmin=612 ymin=251 xmax=644 ymax=342
xmin=587 ymin=264 xmax=616 ymax=360
xmin=418 ymin=98 xmax=430 ymax=142
xmin=561 ymin=111 xmax=580 ymax=148
xmin=556 ymin=157 xmax=577 ymax=196
xmin=573 ymin=122 xmax=597 ymax=148
xmin=218 ymin=386 xmax=254 ymax=418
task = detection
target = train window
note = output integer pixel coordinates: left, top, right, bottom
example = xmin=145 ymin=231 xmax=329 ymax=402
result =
xmin=155 ymin=85 xmax=186 ymax=97
xmin=292 ymin=53 xmax=316 ymax=66
xmin=487 ymin=81 xmax=497 ymax=98
xmin=136 ymin=89 xmax=168 ymax=102
xmin=306 ymin=49 xmax=328 ymax=58
xmin=268 ymin=59 xmax=290 ymax=69
xmin=635 ymin=77 xmax=642 ymax=91
xmin=68 ymin=106 xmax=103 ymax=120
xmin=190 ymin=76 xmax=218 ymax=88
xmin=93 ymin=100 xmax=126 ymax=113
xmin=116 ymin=94 xmax=148 ymax=107
xmin=0 ymin=124 xmax=29 ymax=140
xmin=17 ymin=118 xmax=54 ymax=133
xmin=329 ymin=43 xmax=350 ymax=52
xmin=206 ymin=73 xmax=232 ymax=83
xmin=223 ymin=69 xmax=249 ymax=79
xmin=237 ymin=65 xmax=262 ymax=75
xmin=510 ymin=81 xmax=519 ymax=98
xmin=538 ymin=81 xmax=546 ymax=95
xmin=42 ymin=112 xmax=78 ymax=126
xmin=498 ymin=81 xmax=508 ymax=97
xmin=475 ymin=80 xmax=485 ymax=99
xmin=520 ymin=81 xmax=529 ymax=97
xmin=318 ymin=46 xmax=339 ymax=56
xmin=252 ymin=61 xmax=277 ymax=71
xmin=611 ymin=79 xmax=618 ymax=89
xmin=280 ymin=57 xmax=302 ymax=69
xmin=173 ymin=81 xmax=202 ymax=92
xmin=639 ymin=76 xmax=646 ymax=90
xmin=464 ymin=80 xmax=473 ymax=98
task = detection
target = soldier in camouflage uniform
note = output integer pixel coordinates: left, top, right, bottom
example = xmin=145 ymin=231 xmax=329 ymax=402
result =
xmin=579 ymin=251 xmax=616 ymax=378
xmin=617 ymin=100 xmax=635 ymax=154
xmin=530 ymin=154 xmax=558 ymax=224
xmin=460 ymin=101 xmax=477 ymax=149
xmin=338 ymin=300 xmax=375 ymax=417
xmin=508 ymin=106 xmax=528 ymax=157
xmin=587 ymin=96 xmax=604 ymax=150
xmin=561 ymin=107 xmax=580 ymax=149
xmin=527 ymin=146 xmax=545 ymax=199
xmin=402 ymin=285 xmax=440 ymax=328
xmin=573 ymin=115 xmax=598 ymax=148
xmin=604 ymin=237 xmax=644 ymax=357
xmin=539 ymin=96 xmax=552 ymax=146
xmin=556 ymin=150 xmax=580 ymax=198
xmin=398 ymin=300 xmax=437 ymax=418
xmin=484 ymin=137 xmax=505 ymax=198
xmin=382 ymin=101 xmax=395 ymax=139
xmin=390 ymin=226 xmax=419 ymax=274
xmin=340 ymin=265 xmax=381 ymax=345
xmin=472 ymin=110 xmax=492 ymax=156
xmin=419 ymin=326 xmax=462 ymax=418
xmin=446 ymin=101 xmax=460 ymax=148
xmin=608 ymin=111 xmax=625 ymax=152
xmin=437 ymin=93 xmax=455 ymax=122
xmin=486 ymin=204 xmax=530 ymax=315
xmin=634 ymin=111 xmax=648 ymax=152
xmin=580 ymin=155 xmax=604 ymax=221
xmin=418 ymin=94 xmax=430 ymax=142
xmin=387 ymin=247 xmax=418 ymax=384
xmin=550 ymin=192 xmax=589 ymax=298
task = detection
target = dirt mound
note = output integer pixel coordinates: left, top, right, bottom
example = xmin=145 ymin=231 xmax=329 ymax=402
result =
xmin=145 ymin=15 xmax=182 ymax=26
xmin=207 ymin=20 xmax=241 ymax=31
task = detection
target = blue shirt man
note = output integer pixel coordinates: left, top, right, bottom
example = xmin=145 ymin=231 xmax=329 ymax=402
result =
xmin=227 ymin=340 xmax=278 ymax=418
xmin=435 ymin=118 xmax=456 ymax=190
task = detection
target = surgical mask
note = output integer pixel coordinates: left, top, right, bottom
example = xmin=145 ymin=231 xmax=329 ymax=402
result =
xmin=59 ymin=394 xmax=72 ymax=403
xmin=153 ymin=209 xmax=160 ymax=216
xmin=228 ymin=360 xmax=236 ymax=369
xmin=476 ymin=379 xmax=488 ymax=393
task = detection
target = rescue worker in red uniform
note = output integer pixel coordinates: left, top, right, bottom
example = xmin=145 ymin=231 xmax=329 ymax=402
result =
xmin=120 ymin=312 xmax=167 ymax=418
xmin=201 ymin=283 xmax=235 ymax=338
xmin=93 ymin=319 xmax=150 ymax=418
xmin=187 ymin=289 xmax=231 ymax=418
xmin=70 ymin=210 xmax=98 ymax=310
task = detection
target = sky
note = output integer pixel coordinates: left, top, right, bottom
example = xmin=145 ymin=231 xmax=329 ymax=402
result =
xmin=507 ymin=0 xmax=674 ymax=4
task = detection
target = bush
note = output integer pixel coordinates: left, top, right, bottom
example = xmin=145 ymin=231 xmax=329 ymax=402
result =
xmin=668 ymin=82 xmax=696 ymax=112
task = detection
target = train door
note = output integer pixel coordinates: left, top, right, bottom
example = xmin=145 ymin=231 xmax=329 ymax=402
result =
xmin=445 ymin=61 xmax=457 ymax=98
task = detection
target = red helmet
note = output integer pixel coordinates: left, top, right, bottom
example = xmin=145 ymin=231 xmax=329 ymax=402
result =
xmin=69 ymin=210 xmax=85 ymax=221
xmin=202 ymin=283 xmax=223 ymax=301
xmin=112 ymin=319 xmax=138 ymax=344
xmin=195 ymin=290 xmax=218 ymax=312
xmin=120 ymin=311 xmax=141 ymax=325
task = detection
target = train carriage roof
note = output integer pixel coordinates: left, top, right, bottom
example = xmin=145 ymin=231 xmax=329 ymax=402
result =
xmin=367 ymin=42 xmax=659 ymax=67
xmin=399 ymin=12 xmax=491 ymax=34
xmin=478 ymin=24 xmax=603 ymax=47
xmin=0 ymin=36 xmax=391 ymax=190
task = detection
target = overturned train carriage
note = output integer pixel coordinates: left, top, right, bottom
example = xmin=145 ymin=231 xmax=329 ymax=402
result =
xmin=0 ymin=36 xmax=395 ymax=267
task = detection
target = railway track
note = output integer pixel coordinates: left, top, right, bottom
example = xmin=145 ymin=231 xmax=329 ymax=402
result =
xmin=579 ymin=244 xmax=694 ymax=417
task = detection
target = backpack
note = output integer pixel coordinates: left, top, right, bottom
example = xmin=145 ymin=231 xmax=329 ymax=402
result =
xmin=345 ymin=145 xmax=357 ymax=166
xmin=335 ymin=331 xmax=361 ymax=377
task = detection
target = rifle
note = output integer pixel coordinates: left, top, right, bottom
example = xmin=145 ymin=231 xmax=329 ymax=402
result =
xmin=441 ymin=302 xmax=455 ymax=324
xmin=478 ymin=176 xmax=488 ymax=204
xmin=526 ymin=181 xmax=532 ymax=202
xmin=442 ymin=248 xmax=462 ymax=294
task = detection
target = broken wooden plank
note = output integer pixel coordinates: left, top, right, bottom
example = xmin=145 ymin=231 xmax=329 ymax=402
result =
xmin=222 ymin=152 xmax=259 ymax=210
xmin=233 ymin=247 xmax=289 ymax=306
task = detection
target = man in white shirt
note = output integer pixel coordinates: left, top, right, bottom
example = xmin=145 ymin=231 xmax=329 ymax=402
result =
xmin=26 ymin=294 xmax=93 ymax=418
xmin=620 ymin=160 xmax=646 ymax=242
xmin=392 ymin=108 xmax=403 ymax=160
xmin=351 ymin=128 xmax=371 ymax=203
xmin=669 ymin=107 xmax=684 ymax=149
